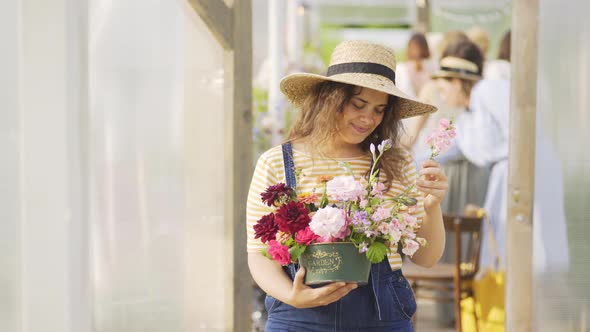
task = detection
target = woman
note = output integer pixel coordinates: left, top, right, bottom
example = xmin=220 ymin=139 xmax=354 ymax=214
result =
xmin=396 ymin=32 xmax=438 ymax=98
xmin=247 ymin=40 xmax=449 ymax=331
xmin=409 ymin=39 xmax=491 ymax=214
xmin=400 ymin=30 xmax=469 ymax=157
xmin=483 ymin=30 xmax=511 ymax=80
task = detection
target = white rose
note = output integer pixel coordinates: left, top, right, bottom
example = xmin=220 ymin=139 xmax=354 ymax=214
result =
xmin=309 ymin=206 xmax=346 ymax=238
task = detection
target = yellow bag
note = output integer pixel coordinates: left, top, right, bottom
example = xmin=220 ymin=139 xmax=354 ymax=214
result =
xmin=461 ymin=213 xmax=505 ymax=331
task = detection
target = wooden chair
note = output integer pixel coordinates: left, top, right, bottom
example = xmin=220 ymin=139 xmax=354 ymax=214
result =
xmin=403 ymin=214 xmax=483 ymax=332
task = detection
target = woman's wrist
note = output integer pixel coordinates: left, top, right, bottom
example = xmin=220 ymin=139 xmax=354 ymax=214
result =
xmin=424 ymin=201 xmax=442 ymax=215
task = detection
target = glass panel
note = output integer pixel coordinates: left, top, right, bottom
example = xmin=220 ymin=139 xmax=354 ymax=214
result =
xmin=89 ymin=0 xmax=226 ymax=330
xmin=0 ymin=3 xmax=20 ymax=330
xmin=534 ymin=0 xmax=590 ymax=330
xmin=430 ymin=0 xmax=511 ymax=58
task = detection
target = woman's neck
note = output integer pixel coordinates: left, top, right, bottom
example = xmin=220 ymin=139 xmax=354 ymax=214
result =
xmin=463 ymin=96 xmax=470 ymax=109
xmin=328 ymin=139 xmax=365 ymax=158
xmin=292 ymin=138 xmax=366 ymax=158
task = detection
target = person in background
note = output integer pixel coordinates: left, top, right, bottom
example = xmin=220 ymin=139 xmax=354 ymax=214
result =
xmin=400 ymin=31 xmax=469 ymax=154
xmin=396 ymin=32 xmax=438 ymax=98
xmin=405 ymin=39 xmax=490 ymax=214
xmin=483 ymin=30 xmax=511 ymax=80
xmin=459 ymin=32 xmax=569 ymax=275
xmin=467 ymin=26 xmax=490 ymax=59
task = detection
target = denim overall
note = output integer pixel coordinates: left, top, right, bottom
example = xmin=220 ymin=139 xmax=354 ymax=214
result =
xmin=264 ymin=143 xmax=417 ymax=332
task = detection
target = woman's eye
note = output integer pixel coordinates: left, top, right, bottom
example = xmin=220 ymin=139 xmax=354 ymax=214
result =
xmin=375 ymin=108 xmax=385 ymax=114
xmin=353 ymin=103 xmax=364 ymax=109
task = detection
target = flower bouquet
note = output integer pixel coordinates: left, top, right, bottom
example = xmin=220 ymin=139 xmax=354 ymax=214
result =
xmin=253 ymin=119 xmax=455 ymax=285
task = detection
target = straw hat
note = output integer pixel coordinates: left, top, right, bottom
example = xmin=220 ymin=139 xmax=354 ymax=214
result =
xmin=431 ymin=56 xmax=482 ymax=81
xmin=280 ymin=40 xmax=437 ymax=119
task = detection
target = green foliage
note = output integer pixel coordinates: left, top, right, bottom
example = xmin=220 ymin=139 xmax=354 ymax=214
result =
xmin=366 ymin=241 xmax=388 ymax=264
xmin=262 ymin=247 xmax=271 ymax=259
xmin=289 ymin=244 xmax=307 ymax=262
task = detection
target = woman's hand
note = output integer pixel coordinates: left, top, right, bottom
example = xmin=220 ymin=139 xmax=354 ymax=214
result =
xmin=286 ymin=267 xmax=357 ymax=309
xmin=416 ymin=160 xmax=449 ymax=211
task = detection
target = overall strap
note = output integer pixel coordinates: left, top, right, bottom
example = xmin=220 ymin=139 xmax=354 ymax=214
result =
xmin=282 ymin=142 xmax=300 ymax=275
xmin=281 ymin=142 xmax=297 ymax=190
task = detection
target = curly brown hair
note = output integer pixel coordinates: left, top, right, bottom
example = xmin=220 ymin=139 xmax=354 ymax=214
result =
xmin=287 ymin=81 xmax=410 ymax=188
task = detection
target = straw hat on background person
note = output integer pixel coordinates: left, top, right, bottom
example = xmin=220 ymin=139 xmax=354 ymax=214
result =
xmin=431 ymin=56 xmax=482 ymax=81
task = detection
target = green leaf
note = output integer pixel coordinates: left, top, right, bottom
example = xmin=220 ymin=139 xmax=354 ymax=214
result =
xmin=366 ymin=241 xmax=388 ymax=264
xmin=319 ymin=195 xmax=329 ymax=209
xmin=262 ymin=247 xmax=272 ymax=259
xmin=289 ymin=244 xmax=307 ymax=262
xmin=403 ymin=197 xmax=418 ymax=206
xmin=307 ymin=203 xmax=318 ymax=212
xmin=285 ymin=237 xmax=294 ymax=247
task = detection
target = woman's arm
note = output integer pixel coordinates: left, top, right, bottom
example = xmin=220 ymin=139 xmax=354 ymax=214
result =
xmin=409 ymin=159 xmax=448 ymax=267
xmin=410 ymin=203 xmax=445 ymax=267
xmin=248 ymin=253 xmax=357 ymax=309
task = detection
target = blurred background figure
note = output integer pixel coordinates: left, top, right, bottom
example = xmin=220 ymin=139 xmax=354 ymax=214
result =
xmin=467 ymin=26 xmax=490 ymax=59
xmin=401 ymin=30 xmax=468 ymax=156
xmin=396 ymin=32 xmax=438 ymax=98
xmin=484 ymin=30 xmax=511 ymax=80
xmin=457 ymin=31 xmax=569 ymax=275
xmin=404 ymin=38 xmax=490 ymax=215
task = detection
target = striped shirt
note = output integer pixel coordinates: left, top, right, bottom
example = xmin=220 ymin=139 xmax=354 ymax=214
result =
xmin=246 ymin=145 xmax=425 ymax=271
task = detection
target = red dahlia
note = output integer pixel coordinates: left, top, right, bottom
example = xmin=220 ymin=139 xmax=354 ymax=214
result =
xmin=274 ymin=201 xmax=311 ymax=234
xmin=261 ymin=183 xmax=294 ymax=207
xmin=253 ymin=213 xmax=278 ymax=244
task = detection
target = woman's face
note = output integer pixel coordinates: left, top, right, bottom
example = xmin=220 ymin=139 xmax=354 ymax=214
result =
xmin=437 ymin=78 xmax=466 ymax=108
xmin=335 ymin=87 xmax=388 ymax=146
xmin=407 ymin=41 xmax=422 ymax=61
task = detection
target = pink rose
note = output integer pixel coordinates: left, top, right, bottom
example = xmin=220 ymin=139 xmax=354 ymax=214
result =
xmin=268 ymin=240 xmax=291 ymax=265
xmin=295 ymin=227 xmax=319 ymax=245
xmin=332 ymin=220 xmax=351 ymax=240
xmin=316 ymin=235 xmax=334 ymax=243
xmin=439 ymin=118 xmax=450 ymax=129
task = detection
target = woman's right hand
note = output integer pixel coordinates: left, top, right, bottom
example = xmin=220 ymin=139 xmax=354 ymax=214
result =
xmin=286 ymin=267 xmax=358 ymax=309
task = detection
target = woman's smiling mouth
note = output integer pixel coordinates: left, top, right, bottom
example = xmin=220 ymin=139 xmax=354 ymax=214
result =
xmin=351 ymin=123 xmax=370 ymax=135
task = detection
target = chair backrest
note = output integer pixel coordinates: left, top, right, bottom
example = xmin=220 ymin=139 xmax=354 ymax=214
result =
xmin=442 ymin=214 xmax=483 ymax=280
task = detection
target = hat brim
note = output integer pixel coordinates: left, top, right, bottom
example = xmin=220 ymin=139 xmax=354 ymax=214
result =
xmin=280 ymin=72 xmax=437 ymax=119
xmin=431 ymin=70 xmax=481 ymax=81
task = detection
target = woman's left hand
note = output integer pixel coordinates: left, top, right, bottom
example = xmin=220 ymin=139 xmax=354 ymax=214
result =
xmin=416 ymin=160 xmax=449 ymax=210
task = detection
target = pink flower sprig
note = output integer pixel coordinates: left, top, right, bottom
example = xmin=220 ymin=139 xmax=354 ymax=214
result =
xmin=426 ymin=118 xmax=456 ymax=160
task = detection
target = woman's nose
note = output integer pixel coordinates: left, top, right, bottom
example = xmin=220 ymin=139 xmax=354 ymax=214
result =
xmin=359 ymin=113 xmax=374 ymax=126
